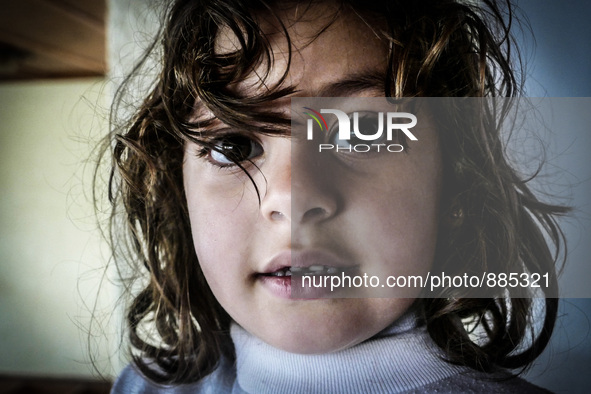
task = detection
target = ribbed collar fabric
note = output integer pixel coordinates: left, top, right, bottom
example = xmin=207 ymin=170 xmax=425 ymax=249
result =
xmin=230 ymin=311 xmax=463 ymax=393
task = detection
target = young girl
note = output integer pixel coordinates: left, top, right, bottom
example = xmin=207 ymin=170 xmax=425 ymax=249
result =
xmin=107 ymin=0 xmax=567 ymax=392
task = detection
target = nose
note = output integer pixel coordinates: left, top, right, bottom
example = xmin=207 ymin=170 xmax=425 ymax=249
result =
xmin=260 ymin=139 xmax=338 ymax=224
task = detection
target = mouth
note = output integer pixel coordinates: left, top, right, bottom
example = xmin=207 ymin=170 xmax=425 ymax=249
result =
xmin=260 ymin=266 xmax=292 ymax=277
xmin=256 ymin=250 xmax=359 ymax=299
xmin=259 ymin=265 xmax=353 ymax=277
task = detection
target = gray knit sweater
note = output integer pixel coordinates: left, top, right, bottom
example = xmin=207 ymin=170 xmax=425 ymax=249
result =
xmin=111 ymin=314 xmax=549 ymax=393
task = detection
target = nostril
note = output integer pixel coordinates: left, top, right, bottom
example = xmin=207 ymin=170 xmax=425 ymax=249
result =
xmin=270 ymin=211 xmax=286 ymax=221
xmin=302 ymin=207 xmax=328 ymax=222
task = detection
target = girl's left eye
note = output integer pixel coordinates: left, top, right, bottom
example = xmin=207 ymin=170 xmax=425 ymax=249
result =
xmin=328 ymin=112 xmax=409 ymax=152
xmin=329 ymin=113 xmax=385 ymax=148
xmin=208 ymin=135 xmax=263 ymax=166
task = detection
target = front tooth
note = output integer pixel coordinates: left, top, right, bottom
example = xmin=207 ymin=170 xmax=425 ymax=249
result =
xmin=275 ymin=271 xmax=285 ymax=277
xmin=285 ymin=270 xmax=292 ymax=277
xmin=309 ymin=265 xmax=324 ymax=272
xmin=327 ymin=267 xmax=338 ymax=274
xmin=291 ymin=267 xmax=303 ymax=273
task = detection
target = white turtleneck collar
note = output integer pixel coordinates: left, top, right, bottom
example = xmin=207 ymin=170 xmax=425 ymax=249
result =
xmin=230 ymin=311 xmax=464 ymax=394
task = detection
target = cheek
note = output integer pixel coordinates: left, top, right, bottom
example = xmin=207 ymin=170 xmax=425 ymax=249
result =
xmin=380 ymin=193 xmax=439 ymax=281
xmin=182 ymin=160 xmax=259 ymax=299
xmin=185 ymin=190 xmax=254 ymax=287
xmin=342 ymin=142 xmax=442 ymax=289
xmin=391 ymin=163 xmax=441 ymax=276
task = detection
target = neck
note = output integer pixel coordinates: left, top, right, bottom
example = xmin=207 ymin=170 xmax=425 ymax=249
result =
xmin=230 ymin=311 xmax=463 ymax=393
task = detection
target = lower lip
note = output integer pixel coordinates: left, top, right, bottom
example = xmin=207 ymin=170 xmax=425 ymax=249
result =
xmin=257 ymin=275 xmax=292 ymax=299
xmin=257 ymin=275 xmax=336 ymax=299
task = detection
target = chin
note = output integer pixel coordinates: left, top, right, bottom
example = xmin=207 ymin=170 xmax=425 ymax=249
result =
xmin=247 ymin=302 xmax=403 ymax=354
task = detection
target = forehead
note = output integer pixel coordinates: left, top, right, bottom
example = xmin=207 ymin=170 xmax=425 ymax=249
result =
xmin=215 ymin=2 xmax=389 ymax=97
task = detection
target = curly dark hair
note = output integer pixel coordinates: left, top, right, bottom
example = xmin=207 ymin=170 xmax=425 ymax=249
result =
xmin=102 ymin=0 xmax=568 ymax=384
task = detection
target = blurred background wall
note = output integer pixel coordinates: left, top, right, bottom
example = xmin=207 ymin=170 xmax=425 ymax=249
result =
xmin=0 ymin=78 xmax=118 ymax=378
xmin=517 ymin=0 xmax=591 ymax=392
xmin=0 ymin=0 xmax=118 ymax=382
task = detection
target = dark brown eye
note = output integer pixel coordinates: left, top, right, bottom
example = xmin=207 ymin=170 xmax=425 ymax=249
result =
xmin=209 ymin=135 xmax=263 ymax=166
xmin=327 ymin=112 xmax=409 ymax=153
xmin=329 ymin=113 xmax=385 ymax=148
xmin=354 ymin=113 xmax=383 ymax=139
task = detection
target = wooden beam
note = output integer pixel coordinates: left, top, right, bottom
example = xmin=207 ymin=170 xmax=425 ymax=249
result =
xmin=0 ymin=0 xmax=105 ymax=75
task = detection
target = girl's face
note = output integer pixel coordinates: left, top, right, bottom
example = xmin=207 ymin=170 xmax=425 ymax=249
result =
xmin=183 ymin=5 xmax=442 ymax=354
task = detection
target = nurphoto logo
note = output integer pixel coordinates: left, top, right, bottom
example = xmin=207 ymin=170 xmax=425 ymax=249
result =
xmin=303 ymin=107 xmax=418 ymax=153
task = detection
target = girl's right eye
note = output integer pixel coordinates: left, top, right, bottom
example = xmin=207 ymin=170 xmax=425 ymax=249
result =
xmin=206 ymin=135 xmax=263 ymax=167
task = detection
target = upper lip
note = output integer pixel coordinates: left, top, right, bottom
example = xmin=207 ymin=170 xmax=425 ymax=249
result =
xmin=260 ymin=249 xmax=356 ymax=274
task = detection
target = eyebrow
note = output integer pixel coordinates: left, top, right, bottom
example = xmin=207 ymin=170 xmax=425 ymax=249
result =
xmin=192 ymin=70 xmax=388 ymax=131
xmin=311 ymin=70 xmax=386 ymax=97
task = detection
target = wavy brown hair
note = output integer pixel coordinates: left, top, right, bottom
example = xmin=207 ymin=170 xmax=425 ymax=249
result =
xmin=102 ymin=0 xmax=568 ymax=384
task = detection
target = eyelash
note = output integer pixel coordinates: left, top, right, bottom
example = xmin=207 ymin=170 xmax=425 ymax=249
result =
xmin=198 ymin=134 xmax=264 ymax=168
